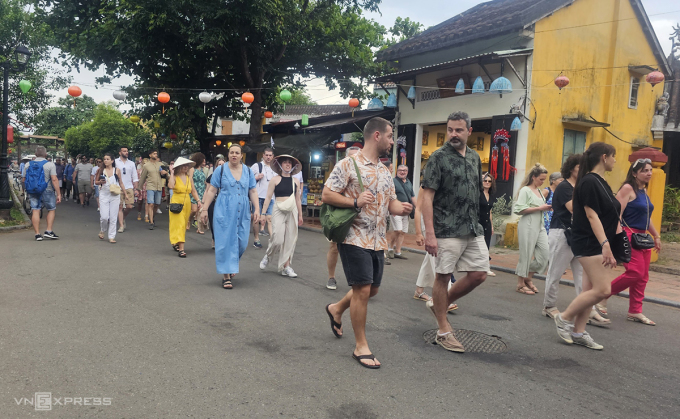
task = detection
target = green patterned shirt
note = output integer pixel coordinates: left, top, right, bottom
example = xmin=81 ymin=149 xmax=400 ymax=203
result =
xmin=421 ymin=141 xmax=484 ymax=238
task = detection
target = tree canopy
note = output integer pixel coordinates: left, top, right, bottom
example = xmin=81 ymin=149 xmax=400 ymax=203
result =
xmin=64 ymin=104 xmax=139 ymax=157
xmin=33 ymin=95 xmax=97 ymax=138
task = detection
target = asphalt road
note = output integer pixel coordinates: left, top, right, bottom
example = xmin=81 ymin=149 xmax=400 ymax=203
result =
xmin=2 ymin=202 xmax=680 ymax=418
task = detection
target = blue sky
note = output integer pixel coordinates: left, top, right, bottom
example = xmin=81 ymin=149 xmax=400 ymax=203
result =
xmin=52 ymin=0 xmax=679 ymax=106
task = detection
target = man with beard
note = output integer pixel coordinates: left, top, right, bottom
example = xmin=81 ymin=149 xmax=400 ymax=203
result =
xmin=251 ymin=147 xmax=276 ymax=248
xmin=115 ymin=146 xmax=139 ymax=232
xmin=323 ymin=117 xmax=413 ymax=369
xmin=421 ymin=111 xmax=488 ymax=353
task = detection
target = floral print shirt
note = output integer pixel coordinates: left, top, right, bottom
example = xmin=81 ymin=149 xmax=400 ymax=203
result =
xmin=325 ymin=151 xmax=397 ymax=251
xmin=191 ymin=168 xmax=206 ymax=204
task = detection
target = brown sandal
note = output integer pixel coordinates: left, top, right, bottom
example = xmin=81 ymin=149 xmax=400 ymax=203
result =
xmin=413 ymin=291 xmax=431 ymax=302
xmin=516 ymin=286 xmax=535 ymax=295
xmin=525 ymin=281 xmax=539 ymax=293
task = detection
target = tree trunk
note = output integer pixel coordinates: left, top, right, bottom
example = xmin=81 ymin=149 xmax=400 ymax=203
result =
xmin=248 ymin=88 xmax=263 ymax=143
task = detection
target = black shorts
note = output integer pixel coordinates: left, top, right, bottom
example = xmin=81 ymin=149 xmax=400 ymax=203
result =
xmin=337 ymin=243 xmax=384 ymax=287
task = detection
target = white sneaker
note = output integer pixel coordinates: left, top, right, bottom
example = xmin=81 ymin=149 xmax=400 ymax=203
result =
xmin=282 ymin=266 xmax=298 ymax=278
xmin=259 ymin=255 xmax=269 ymax=270
xmin=156 ymin=209 xmax=162 ymax=214
xmin=487 ymin=270 xmax=496 ymax=277
xmin=118 ymin=226 xmax=124 ymax=233
xmin=65 ymin=198 xmax=68 ymax=202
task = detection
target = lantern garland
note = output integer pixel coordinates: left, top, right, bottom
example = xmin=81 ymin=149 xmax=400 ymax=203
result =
xmin=646 ymin=71 xmax=664 ymax=89
xmin=349 ymin=98 xmax=359 ymax=116
xmin=199 ymin=91 xmax=212 ymax=113
xmin=19 ymin=80 xmax=32 ymax=93
xmin=158 ymin=91 xmax=170 ymax=113
xmin=279 ymin=89 xmax=291 ymax=111
xmin=554 ymin=74 xmax=570 ymax=92
xmin=68 ymin=85 xmax=82 ymax=107
xmin=264 ymin=111 xmax=273 ymax=118
xmin=241 ymin=92 xmax=254 ymax=108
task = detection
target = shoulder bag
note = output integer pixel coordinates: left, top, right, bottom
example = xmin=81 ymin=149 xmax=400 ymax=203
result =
xmin=592 ymin=175 xmax=631 ymax=263
xmin=622 ymin=191 xmax=655 ymax=250
xmin=169 ymin=176 xmax=189 ymax=214
xmin=320 ymin=158 xmax=364 ymax=243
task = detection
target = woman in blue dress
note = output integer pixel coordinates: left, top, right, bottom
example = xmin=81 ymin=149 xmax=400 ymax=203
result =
xmin=200 ymin=144 xmax=260 ymax=289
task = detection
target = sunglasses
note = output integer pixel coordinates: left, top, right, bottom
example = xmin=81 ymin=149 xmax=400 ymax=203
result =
xmin=633 ymin=158 xmax=651 ymax=169
xmin=483 ymin=180 xmax=492 ymax=183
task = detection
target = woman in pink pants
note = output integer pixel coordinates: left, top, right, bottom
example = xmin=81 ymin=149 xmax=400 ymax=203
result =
xmin=598 ymin=159 xmax=660 ymax=325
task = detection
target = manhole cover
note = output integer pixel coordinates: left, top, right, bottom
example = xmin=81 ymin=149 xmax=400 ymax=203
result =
xmin=423 ymin=329 xmax=507 ymax=353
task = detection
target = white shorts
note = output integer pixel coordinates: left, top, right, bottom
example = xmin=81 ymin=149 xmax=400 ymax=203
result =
xmin=435 ymin=235 xmax=490 ymax=274
xmin=390 ymin=214 xmax=409 ymax=233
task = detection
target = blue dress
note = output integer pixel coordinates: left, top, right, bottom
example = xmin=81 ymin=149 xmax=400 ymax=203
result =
xmin=211 ymin=164 xmax=256 ymax=274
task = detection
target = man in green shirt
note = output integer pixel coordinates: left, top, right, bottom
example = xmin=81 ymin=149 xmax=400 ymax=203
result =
xmin=421 ymin=111 xmax=489 ymax=353
xmin=388 ymin=165 xmax=416 ymax=259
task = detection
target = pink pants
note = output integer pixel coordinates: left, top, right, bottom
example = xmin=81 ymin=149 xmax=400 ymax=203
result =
xmin=610 ymin=227 xmax=651 ymax=314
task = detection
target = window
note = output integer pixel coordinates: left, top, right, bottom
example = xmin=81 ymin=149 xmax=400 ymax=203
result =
xmin=563 ymin=129 xmax=586 ymax=162
xmin=628 ymin=76 xmax=640 ymax=109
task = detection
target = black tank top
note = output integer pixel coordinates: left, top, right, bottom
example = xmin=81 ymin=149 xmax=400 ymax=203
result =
xmin=274 ymin=176 xmax=296 ymax=196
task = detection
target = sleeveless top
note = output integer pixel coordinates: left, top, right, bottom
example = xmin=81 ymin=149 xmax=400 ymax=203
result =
xmin=101 ymin=168 xmax=120 ymax=192
xmin=622 ymin=189 xmax=654 ymax=230
xmin=274 ymin=176 xmax=296 ymax=197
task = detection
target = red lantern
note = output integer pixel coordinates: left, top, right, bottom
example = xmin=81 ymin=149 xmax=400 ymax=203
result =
xmin=7 ymin=125 xmax=13 ymax=144
xmin=264 ymin=111 xmax=273 ymax=118
xmin=216 ymin=140 xmax=222 ymax=146
xmin=170 ymin=133 xmax=177 ymax=140
xmin=554 ymin=75 xmax=569 ymax=91
xmin=68 ymin=85 xmax=82 ymax=107
xmin=241 ymin=92 xmax=254 ymax=108
xmin=646 ymin=71 xmax=665 ymax=87
xmin=239 ymin=140 xmax=246 ymax=147
xmin=349 ymin=98 xmax=360 ymax=117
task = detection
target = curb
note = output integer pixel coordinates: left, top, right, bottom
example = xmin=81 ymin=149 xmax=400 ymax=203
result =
xmin=649 ymin=265 xmax=680 ymax=276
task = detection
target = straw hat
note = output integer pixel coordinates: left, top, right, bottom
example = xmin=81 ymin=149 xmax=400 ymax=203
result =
xmin=173 ymin=156 xmax=195 ymax=169
xmin=272 ymin=154 xmax=302 ymax=176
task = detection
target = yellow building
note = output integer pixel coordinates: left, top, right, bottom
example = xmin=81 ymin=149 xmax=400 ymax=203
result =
xmin=376 ymin=0 xmax=671 ymax=200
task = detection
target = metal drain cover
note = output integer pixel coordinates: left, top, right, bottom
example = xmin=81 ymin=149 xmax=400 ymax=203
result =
xmin=423 ymin=329 xmax=507 ymax=353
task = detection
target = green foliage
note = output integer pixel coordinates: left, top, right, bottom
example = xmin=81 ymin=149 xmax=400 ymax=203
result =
xmin=663 ymin=185 xmax=680 ymax=222
xmin=64 ymin=104 xmax=139 ymax=158
xmin=389 ymin=17 xmax=424 ymax=42
xmin=491 ymin=195 xmax=514 ymax=232
xmin=33 ymin=95 xmax=97 ymax=138
xmin=276 ymin=87 xmax=317 ymax=106
xmin=661 ymin=231 xmax=680 ymax=243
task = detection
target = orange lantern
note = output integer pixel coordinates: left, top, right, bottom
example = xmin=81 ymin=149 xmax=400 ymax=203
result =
xmin=158 ymin=91 xmax=170 ymax=113
xmin=554 ymin=75 xmax=569 ymax=91
xmin=349 ymin=98 xmax=360 ymax=116
xmin=68 ymin=85 xmax=82 ymax=107
xmin=264 ymin=111 xmax=273 ymax=118
xmin=646 ymin=71 xmax=665 ymax=88
xmin=216 ymin=140 xmax=222 ymax=146
xmin=239 ymin=140 xmax=246 ymax=147
xmin=242 ymin=92 xmax=254 ymax=108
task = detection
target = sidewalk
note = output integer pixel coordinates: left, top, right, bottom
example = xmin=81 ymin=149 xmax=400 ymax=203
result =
xmin=301 ymin=219 xmax=680 ymax=308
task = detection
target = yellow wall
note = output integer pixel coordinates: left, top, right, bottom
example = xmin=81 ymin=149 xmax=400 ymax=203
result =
xmin=421 ymin=124 xmax=491 ymax=173
xmin=529 ymin=0 xmax=665 ymax=187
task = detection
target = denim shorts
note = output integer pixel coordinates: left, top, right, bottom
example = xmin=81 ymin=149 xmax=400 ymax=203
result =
xmin=258 ymin=198 xmax=274 ymax=216
xmin=93 ymin=185 xmax=100 ymax=198
xmin=29 ymin=189 xmax=57 ymax=211
xmin=147 ymin=190 xmax=162 ymax=205
xmin=337 ymin=243 xmax=384 ymax=287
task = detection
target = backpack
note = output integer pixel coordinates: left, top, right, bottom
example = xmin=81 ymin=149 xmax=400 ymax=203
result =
xmin=24 ymin=161 xmax=49 ymax=195
xmin=256 ymin=162 xmax=263 ymax=182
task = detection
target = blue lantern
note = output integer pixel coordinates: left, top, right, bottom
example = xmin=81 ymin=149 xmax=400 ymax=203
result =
xmin=407 ymin=86 xmax=416 ymax=100
xmin=490 ymin=76 xmax=513 ymax=94
xmin=386 ymin=93 xmax=397 ymax=108
xmin=472 ymin=76 xmax=485 ymax=94
xmin=367 ymin=97 xmax=384 ymax=111
xmin=510 ymin=116 xmax=522 ymax=131
xmin=455 ymin=78 xmax=465 ymax=94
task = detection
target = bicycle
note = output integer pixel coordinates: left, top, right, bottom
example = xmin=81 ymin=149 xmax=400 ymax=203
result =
xmin=22 ymin=189 xmax=44 ymax=219
xmin=9 ymin=169 xmax=22 ymax=195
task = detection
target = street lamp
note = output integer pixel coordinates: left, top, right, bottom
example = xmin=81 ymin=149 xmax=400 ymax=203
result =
xmin=1 ymin=44 xmax=33 ymax=210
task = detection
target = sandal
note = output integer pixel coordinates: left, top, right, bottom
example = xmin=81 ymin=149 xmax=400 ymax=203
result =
xmin=516 ymin=286 xmax=535 ymax=295
xmin=197 ymin=230 xmax=205 ymax=235
xmin=178 ymin=250 xmax=187 ymax=258
xmin=595 ymin=303 xmax=609 ymax=319
xmin=627 ymin=314 xmax=656 ymax=326
xmin=98 ymin=231 xmax=104 ymax=240
xmin=109 ymin=239 xmax=116 ymax=244
xmin=447 ymin=303 xmax=458 ymax=312
xmin=222 ymin=277 xmax=233 ymax=289
xmin=325 ymin=304 xmax=342 ymax=338
xmin=525 ymin=281 xmax=539 ymax=293
xmin=352 ymin=352 xmax=380 ymax=369
xmin=172 ymin=244 xmax=180 ymax=252
xmin=413 ymin=291 xmax=432 ymax=302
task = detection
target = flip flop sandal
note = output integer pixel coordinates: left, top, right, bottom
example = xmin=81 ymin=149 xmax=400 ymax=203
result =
xmin=222 ymin=278 xmax=232 ymax=289
xmin=447 ymin=303 xmax=459 ymax=312
xmin=516 ymin=286 xmax=535 ymax=295
xmin=413 ymin=292 xmax=431 ymax=302
xmin=525 ymin=282 xmax=539 ymax=293
xmin=352 ymin=352 xmax=380 ymax=369
xmin=178 ymin=250 xmax=187 ymax=258
xmin=595 ymin=303 xmax=609 ymax=318
xmin=98 ymin=232 xmax=104 ymax=240
xmin=627 ymin=315 xmax=656 ymax=326
xmin=325 ymin=304 xmax=342 ymax=338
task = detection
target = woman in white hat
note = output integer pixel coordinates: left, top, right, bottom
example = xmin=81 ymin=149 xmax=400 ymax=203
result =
xmin=168 ymin=157 xmax=202 ymax=257
xmin=259 ymin=154 xmax=303 ymax=278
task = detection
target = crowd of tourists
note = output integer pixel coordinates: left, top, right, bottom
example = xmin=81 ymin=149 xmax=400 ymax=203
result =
xmin=13 ymin=111 xmax=660 ymax=369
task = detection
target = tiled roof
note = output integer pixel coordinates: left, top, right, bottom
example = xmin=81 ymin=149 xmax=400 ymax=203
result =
xmin=376 ymin=0 xmax=573 ymax=62
xmin=277 ymin=105 xmax=353 ymax=116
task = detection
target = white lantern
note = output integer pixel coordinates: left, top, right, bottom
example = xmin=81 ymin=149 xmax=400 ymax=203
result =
xmin=199 ymin=92 xmax=212 ymax=113
xmin=113 ymin=90 xmax=127 ymax=101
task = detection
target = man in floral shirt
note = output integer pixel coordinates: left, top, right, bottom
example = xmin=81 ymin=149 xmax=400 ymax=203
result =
xmin=323 ymin=117 xmax=413 ymax=369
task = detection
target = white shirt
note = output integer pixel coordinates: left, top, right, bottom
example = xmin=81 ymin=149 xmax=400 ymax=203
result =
xmin=91 ymin=166 xmax=99 ymax=177
xmin=115 ymin=157 xmax=139 ymax=189
xmin=250 ymin=161 xmax=276 ymax=199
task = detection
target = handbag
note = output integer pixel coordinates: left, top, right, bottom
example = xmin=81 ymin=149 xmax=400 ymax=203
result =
xmin=320 ymin=158 xmax=364 ymax=243
xmin=104 ymin=169 xmax=121 ymax=195
xmin=169 ymin=176 xmax=189 ymax=214
xmin=622 ymin=191 xmax=655 ymax=250
xmin=592 ymin=175 xmax=631 ymax=263
xmin=276 ymin=180 xmax=298 ymax=213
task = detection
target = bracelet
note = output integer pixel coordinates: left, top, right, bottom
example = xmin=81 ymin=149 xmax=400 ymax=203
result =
xmin=601 ymin=239 xmax=609 ymax=248
xmin=654 ymin=236 xmax=661 ymax=240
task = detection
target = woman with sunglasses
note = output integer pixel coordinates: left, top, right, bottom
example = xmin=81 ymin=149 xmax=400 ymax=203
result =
xmin=480 ymin=172 xmax=496 ymax=277
xmin=595 ymin=158 xmax=660 ymax=326
xmin=94 ymin=154 xmax=123 ymax=243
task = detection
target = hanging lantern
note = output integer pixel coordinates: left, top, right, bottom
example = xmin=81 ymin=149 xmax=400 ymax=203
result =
xmin=227 ymin=142 xmax=232 ymax=148
xmin=7 ymin=125 xmax=14 ymax=144
xmin=279 ymin=89 xmax=291 ymax=111
xmin=130 ymin=115 xmax=140 ymax=124
xmin=113 ymin=90 xmax=127 ymax=101
xmin=301 ymin=114 xmax=309 ymax=126
xmin=554 ymin=75 xmax=570 ymax=91
xmin=19 ymin=80 xmax=31 ymax=94
xmin=646 ymin=71 xmax=664 ymax=88
xmin=239 ymin=140 xmax=246 ymax=147
xmin=455 ymin=78 xmax=465 ymax=94
xmin=386 ymin=93 xmax=397 ymax=108
xmin=163 ymin=141 xmax=173 ymax=149
xmin=68 ymin=85 xmax=82 ymax=107
xmin=158 ymin=91 xmax=170 ymax=113
xmin=241 ymin=92 xmax=254 ymax=108
xmin=472 ymin=76 xmax=485 ymax=94
xmin=489 ymin=77 xmax=512 ymax=95
xmin=367 ymin=97 xmax=384 ymax=111
xmin=216 ymin=140 xmax=222 ymax=146
xmin=264 ymin=111 xmax=273 ymax=118
xmin=510 ymin=117 xmax=522 ymax=131
xmin=198 ymin=91 xmax=212 ymax=113
xmin=153 ymin=121 xmax=160 ymax=129
xmin=170 ymin=133 xmax=177 ymax=140
xmin=407 ymin=86 xmax=416 ymax=100
xmin=349 ymin=98 xmax=360 ymax=116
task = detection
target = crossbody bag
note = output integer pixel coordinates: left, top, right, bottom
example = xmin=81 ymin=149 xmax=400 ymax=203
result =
xmin=592 ymin=175 xmax=631 ymax=263
xmin=320 ymin=158 xmax=364 ymax=243
xmin=169 ymin=176 xmax=189 ymax=213
xmin=621 ymin=191 xmax=655 ymax=250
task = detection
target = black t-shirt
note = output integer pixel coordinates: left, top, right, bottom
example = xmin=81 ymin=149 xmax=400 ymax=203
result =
xmin=550 ymin=180 xmax=574 ymax=229
xmin=571 ymin=173 xmax=621 ymax=257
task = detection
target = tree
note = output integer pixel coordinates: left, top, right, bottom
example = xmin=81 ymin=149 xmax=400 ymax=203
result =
xmin=64 ymin=104 xmax=139 ymax=157
xmin=276 ymin=87 xmax=317 ymax=106
xmin=38 ymin=0 xmax=386 ymax=155
xmin=389 ymin=17 xmax=424 ymax=43
xmin=33 ymin=95 xmax=97 ymax=138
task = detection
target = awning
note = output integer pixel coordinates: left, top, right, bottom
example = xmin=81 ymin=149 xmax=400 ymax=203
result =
xmin=264 ymin=109 xmax=396 ymax=135
xmin=562 ymin=116 xmax=610 ymax=128
xmin=244 ymin=131 xmax=342 ymax=156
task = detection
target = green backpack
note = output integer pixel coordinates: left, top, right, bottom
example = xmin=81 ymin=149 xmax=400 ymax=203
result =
xmin=320 ymin=158 xmax=364 ymax=243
